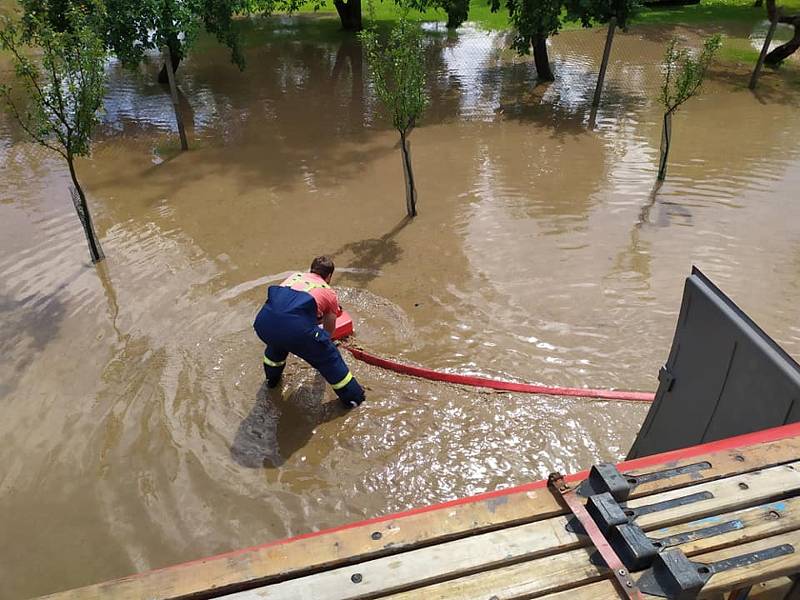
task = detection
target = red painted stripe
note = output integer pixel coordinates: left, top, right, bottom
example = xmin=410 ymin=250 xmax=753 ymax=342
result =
xmin=343 ymin=345 xmax=655 ymax=402
xmin=126 ymin=421 xmax=800 ymax=578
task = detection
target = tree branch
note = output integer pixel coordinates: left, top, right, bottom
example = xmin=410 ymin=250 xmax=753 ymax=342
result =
xmin=1 ymin=89 xmax=68 ymax=158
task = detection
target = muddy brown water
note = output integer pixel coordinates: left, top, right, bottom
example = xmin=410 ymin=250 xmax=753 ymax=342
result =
xmin=1 ymin=17 xmax=800 ymax=599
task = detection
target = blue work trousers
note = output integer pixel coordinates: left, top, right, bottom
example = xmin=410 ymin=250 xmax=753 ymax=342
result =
xmin=253 ymin=285 xmax=364 ymax=407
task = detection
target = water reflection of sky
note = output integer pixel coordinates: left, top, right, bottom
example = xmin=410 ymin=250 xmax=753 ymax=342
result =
xmin=101 ymin=56 xmax=227 ymax=135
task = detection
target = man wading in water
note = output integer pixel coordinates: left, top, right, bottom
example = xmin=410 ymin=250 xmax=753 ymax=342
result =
xmin=253 ymin=256 xmax=366 ymax=408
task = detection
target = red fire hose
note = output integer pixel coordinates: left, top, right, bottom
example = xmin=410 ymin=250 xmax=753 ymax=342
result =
xmin=342 ymin=345 xmax=655 ymax=403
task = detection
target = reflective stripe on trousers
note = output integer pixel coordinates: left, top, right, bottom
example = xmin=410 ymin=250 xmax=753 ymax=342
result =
xmin=263 ymin=355 xmax=286 ymax=368
xmin=331 ymin=371 xmax=353 ymax=390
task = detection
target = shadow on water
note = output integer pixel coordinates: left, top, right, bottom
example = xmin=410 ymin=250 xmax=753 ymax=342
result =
xmin=331 ymin=216 xmax=412 ymax=285
xmin=707 ymin=66 xmax=800 ymax=107
xmin=231 ymin=377 xmax=344 ymax=468
xmin=0 ymin=288 xmax=68 ymax=397
xmin=637 ymin=180 xmax=693 ymax=229
xmin=93 ymin=36 xmax=402 ymax=205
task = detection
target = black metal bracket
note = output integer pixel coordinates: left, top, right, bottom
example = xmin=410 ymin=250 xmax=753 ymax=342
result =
xmin=588 ymin=519 xmax=744 ymax=571
xmin=574 ymin=489 xmax=753 ymax=575
xmin=567 ymin=490 xmax=714 ymax=535
xmin=655 ymin=520 xmax=743 ymax=549
xmin=628 ymin=491 xmax=714 ymax=521
xmin=627 ymin=462 xmax=712 ymax=488
xmin=637 ymin=544 xmax=795 ymax=599
xmin=576 ymin=462 xmax=712 ymax=500
xmin=577 ymin=463 xmax=633 ymax=501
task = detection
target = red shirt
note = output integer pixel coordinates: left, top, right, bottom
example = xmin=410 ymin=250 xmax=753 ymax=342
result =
xmin=280 ymin=272 xmax=339 ymax=320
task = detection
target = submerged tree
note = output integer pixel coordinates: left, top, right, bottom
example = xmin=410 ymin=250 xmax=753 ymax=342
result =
xmin=492 ymin=0 xmax=562 ymax=81
xmin=657 ymin=34 xmax=721 ymax=181
xmin=360 ymin=14 xmax=428 ymax=217
xmin=569 ymin=0 xmax=638 ymax=121
xmin=19 ymin=0 xmax=247 ymax=83
xmin=408 ymin=0 xmax=469 ymax=29
xmin=439 ymin=0 xmax=470 ymax=28
xmin=333 ymin=0 xmax=363 ymax=30
xmin=18 ymin=0 xmax=251 ymax=151
xmin=342 ymin=0 xmax=468 ymax=32
xmin=0 ymin=9 xmax=107 ymax=262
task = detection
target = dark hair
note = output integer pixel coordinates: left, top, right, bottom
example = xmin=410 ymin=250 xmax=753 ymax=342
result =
xmin=310 ymin=255 xmax=335 ymax=279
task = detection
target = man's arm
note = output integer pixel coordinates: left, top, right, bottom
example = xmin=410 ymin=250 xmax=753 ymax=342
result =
xmin=322 ymin=312 xmax=336 ymax=335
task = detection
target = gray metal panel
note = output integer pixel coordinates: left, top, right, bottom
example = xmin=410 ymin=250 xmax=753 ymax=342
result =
xmin=627 ymin=267 xmax=800 ymax=459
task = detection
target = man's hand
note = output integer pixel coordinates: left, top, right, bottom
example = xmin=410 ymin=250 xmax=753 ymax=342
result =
xmin=322 ymin=312 xmax=336 ymax=336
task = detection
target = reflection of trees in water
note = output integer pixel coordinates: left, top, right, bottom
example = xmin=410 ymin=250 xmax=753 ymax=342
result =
xmin=85 ymin=20 xmax=800 ymax=249
xmin=471 ymin=120 xmax=606 ymax=226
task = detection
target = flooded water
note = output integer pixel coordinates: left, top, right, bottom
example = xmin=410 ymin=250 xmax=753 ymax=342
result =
xmin=2 ymin=15 xmax=800 ymax=599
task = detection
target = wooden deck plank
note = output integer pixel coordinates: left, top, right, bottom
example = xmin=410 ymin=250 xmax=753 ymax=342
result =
xmin=40 ymin=430 xmax=800 ymax=600
xmin=228 ymin=462 xmax=800 ymax=600
xmin=631 ymin=463 xmax=800 ymax=530
xmin=539 ymin=578 xmax=618 ymax=600
xmin=747 ymin=577 xmax=795 ymax=600
xmin=378 ymin=498 xmax=800 ymax=600
xmin=540 ymin=530 xmax=800 ymax=600
xmin=698 ymin=530 xmax=800 ymax=597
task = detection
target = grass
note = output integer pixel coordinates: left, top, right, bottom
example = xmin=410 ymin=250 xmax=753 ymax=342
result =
xmin=222 ymin=0 xmax=800 ymax=73
xmin=287 ymin=0 xmax=800 ymax=30
xmin=291 ymin=0 xmax=513 ymax=29
xmin=718 ymin=37 xmax=762 ymax=63
xmin=636 ymin=0 xmax=799 ymax=25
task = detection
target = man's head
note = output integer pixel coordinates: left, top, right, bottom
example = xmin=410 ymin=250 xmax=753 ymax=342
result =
xmin=310 ymin=255 xmax=335 ymax=283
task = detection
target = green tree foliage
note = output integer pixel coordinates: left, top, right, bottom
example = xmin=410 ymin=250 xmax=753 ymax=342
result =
xmin=502 ymin=0 xmax=560 ymax=53
xmin=565 ymin=0 xmax=637 ymax=28
xmin=407 ymin=0 xmax=469 ymax=28
xmin=489 ymin=0 xmax=560 ymax=81
xmin=439 ymin=0 xmax=470 ymax=28
xmin=660 ymin=34 xmax=722 ymax=114
xmin=0 ymin=7 xmax=107 ymax=262
xmin=19 ymin=0 xmax=250 ymax=81
xmin=360 ymin=14 xmax=428 ymax=217
xmin=657 ymin=34 xmax=721 ymax=180
xmin=491 ymin=0 xmax=637 ymax=82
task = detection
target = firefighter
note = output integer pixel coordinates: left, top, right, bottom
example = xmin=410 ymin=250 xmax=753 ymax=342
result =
xmin=253 ymin=256 xmax=365 ymax=408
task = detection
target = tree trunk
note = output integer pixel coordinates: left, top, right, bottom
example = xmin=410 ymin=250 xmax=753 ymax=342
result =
xmin=163 ymin=46 xmax=189 ymax=151
xmin=67 ymin=156 xmax=104 ymax=263
xmin=445 ymin=0 xmax=469 ymax=29
xmin=750 ymin=14 xmax=779 ymax=89
xmin=657 ymin=111 xmax=672 ymax=181
xmin=591 ymin=19 xmax=616 ymax=114
xmin=765 ymin=15 xmax=800 ymax=64
xmin=157 ymin=37 xmax=182 ymax=84
xmin=333 ymin=0 xmax=362 ymax=31
xmin=399 ymin=131 xmax=418 ymax=218
xmin=532 ymin=36 xmax=554 ymax=82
